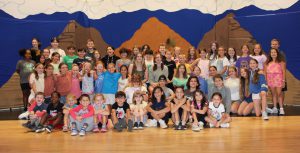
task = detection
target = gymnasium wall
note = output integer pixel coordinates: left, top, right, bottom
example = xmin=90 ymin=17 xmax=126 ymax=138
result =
xmin=0 ymin=0 xmax=299 ymax=108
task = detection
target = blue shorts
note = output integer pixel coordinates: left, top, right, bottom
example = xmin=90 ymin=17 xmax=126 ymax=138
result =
xmin=243 ymin=96 xmax=253 ymax=103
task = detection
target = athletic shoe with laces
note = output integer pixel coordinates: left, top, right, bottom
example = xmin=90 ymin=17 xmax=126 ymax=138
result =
xmin=181 ymin=124 xmax=187 ymax=130
xmin=93 ymin=127 xmax=100 ymax=133
xmin=198 ymin=122 xmax=204 ymax=130
xmin=151 ymin=119 xmax=158 ymax=127
xmin=262 ymin=111 xmax=269 ymax=120
xmin=158 ymin=120 xmax=167 ymax=129
xmin=266 ymin=107 xmax=273 ymax=114
xmin=192 ymin=124 xmax=200 ymax=132
xmin=133 ymin=122 xmax=138 ymax=130
xmin=79 ymin=128 xmax=86 ymax=136
xmin=272 ymin=107 xmax=278 ymax=114
xmin=100 ymin=127 xmax=108 ymax=132
xmin=138 ymin=122 xmax=144 ymax=129
xmin=45 ymin=125 xmax=53 ymax=133
xmin=35 ymin=125 xmax=45 ymax=133
xmin=174 ymin=124 xmax=180 ymax=130
xmin=71 ymin=128 xmax=78 ymax=136
xmin=127 ymin=119 xmax=133 ymax=132
xmin=114 ymin=122 xmax=122 ymax=132
xmin=220 ymin=123 xmax=230 ymax=128
xmin=279 ymin=108 xmax=285 ymax=115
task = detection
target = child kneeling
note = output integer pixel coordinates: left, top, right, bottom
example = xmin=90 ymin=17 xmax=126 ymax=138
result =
xmin=69 ymin=94 xmax=94 ymax=136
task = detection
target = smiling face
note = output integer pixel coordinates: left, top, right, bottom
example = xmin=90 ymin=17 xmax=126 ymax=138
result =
xmin=249 ymin=59 xmax=258 ymax=70
xmin=52 ymin=54 xmax=60 ymax=63
xmin=218 ymin=47 xmax=225 ymax=57
xmin=96 ymin=63 xmax=104 ymax=73
xmin=116 ymin=96 xmax=126 ymax=105
xmin=134 ymin=94 xmax=143 ymax=105
xmin=120 ymin=66 xmax=128 ymax=76
xmin=24 ymin=50 xmax=31 ymax=59
xmin=51 ymin=40 xmax=59 ymax=48
xmin=67 ymin=96 xmax=76 ymax=106
xmin=209 ymin=67 xmax=217 ymax=76
xmin=60 ymin=64 xmax=68 ymax=75
xmin=80 ymin=96 xmax=90 ymax=107
xmin=107 ymin=47 xmax=114 ymax=56
xmin=270 ymin=49 xmax=278 ymax=60
xmin=271 ymin=40 xmax=279 ymax=49
xmin=87 ymin=41 xmax=95 ymax=49
xmin=43 ymin=49 xmax=50 ymax=58
xmin=155 ymin=54 xmax=162 ymax=64
xmin=35 ymin=64 xmax=44 ymax=74
xmin=45 ymin=65 xmax=54 ymax=76
xmin=72 ymin=65 xmax=79 ymax=75
xmin=154 ymin=88 xmax=163 ymax=101
xmin=228 ymin=48 xmax=235 ymax=57
xmin=51 ymin=93 xmax=60 ymax=104
xmin=253 ymin=44 xmax=262 ymax=55
xmin=240 ymin=68 xmax=248 ymax=78
xmin=32 ymin=39 xmax=39 ymax=48
xmin=94 ymin=51 xmax=101 ymax=59
xmin=159 ymin=45 xmax=166 ymax=55
xmin=36 ymin=94 xmax=44 ymax=105
xmin=193 ymin=66 xmax=201 ymax=76
xmin=241 ymin=45 xmax=249 ymax=55
xmin=94 ymin=95 xmax=104 ymax=105
xmin=214 ymin=78 xmax=223 ymax=88
xmin=175 ymin=87 xmax=184 ymax=99
xmin=194 ymin=91 xmax=203 ymax=102
xmin=189 ymin=78 xmax=198 ymax=89
xmin=107 ymin=63 xmax=116 ymax=73
xmin=228 ymin=67 xmax=237 ymax=78
xmin=212 ymin=94 xmax=222 ymax=106
xmin=200 ymin=50 xmax=207 ymax=59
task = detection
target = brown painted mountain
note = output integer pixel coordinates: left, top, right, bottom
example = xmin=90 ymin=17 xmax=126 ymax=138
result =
xmin=116 ymin=17 xmax=192 ymax=54
xmin=0 ymin=21 xmax=109 ymax=108
xmin=198 ymin=13 xmax=300 ymax=105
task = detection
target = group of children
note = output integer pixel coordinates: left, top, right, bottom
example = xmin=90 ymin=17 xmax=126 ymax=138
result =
xmin=17 ymin=37 xmax=287 ymax=135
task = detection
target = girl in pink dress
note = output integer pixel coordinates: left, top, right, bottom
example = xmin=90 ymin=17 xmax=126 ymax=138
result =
xmin=69 ymin=64 xmax=82 ymax=100
xmin=265 ymin=48 xmax=286 ymax=115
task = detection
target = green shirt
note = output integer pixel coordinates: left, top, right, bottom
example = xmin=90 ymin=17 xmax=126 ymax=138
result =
xmin=63 ymin=55 xmax=78 ymax=70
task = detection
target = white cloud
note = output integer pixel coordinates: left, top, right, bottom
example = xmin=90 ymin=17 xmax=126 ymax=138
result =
xmin=0 ymin=0 xmax=298 ymax=19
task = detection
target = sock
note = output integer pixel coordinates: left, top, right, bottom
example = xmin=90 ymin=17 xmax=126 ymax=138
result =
xmin=182 ymin=121 xmax=186 ymax=126
xmin=175 ymin=121 xmax=180 ymax=125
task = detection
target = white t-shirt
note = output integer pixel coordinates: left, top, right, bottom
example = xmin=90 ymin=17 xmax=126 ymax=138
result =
xmin=211 ymin=57 xmax=230 ymax=74
xmin=250 ymin=54 xmax=267 ymax=70
xmin=118 ymin=77 xmax=129 ymax=91
xmin=50 ymin=48 xmax=66 ymax=63
xmin=224 ymin=77 xmax=240 ymax=101
xmin=29 ymin=73 xmax=45 ymax=93
xmin=124 ymin=86 xmax=147 ymax=104
xmin=50 ymin=63 xmax=60 ymax=75
xmin=209 ymin=102 xmax=225 ymax=121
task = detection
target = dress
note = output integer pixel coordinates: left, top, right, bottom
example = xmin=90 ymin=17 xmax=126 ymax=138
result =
xmin=266 ymin=62 xmax=283 ymax=88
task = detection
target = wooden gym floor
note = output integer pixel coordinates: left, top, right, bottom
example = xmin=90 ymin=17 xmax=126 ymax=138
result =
xmin=0 ymin=116 xmax=299 ymax=153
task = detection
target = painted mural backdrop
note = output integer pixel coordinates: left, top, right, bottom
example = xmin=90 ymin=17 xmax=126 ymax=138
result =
xmin=0 ymin=0 xmax=299 ymax=108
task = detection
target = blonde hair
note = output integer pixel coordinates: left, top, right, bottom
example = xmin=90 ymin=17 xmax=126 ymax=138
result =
xmin=132 ymin=91 xmax=143 ymax=105
xmin=94 ymin=93 xmax=105 ymax=102
xmin=66 ymin=93 xmax=76 ymax=104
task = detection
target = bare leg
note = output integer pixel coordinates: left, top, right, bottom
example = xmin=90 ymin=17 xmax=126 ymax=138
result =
xmin=231 ymin=101 xmax=240 ymax=114
xmin=260 ymin=91 xmax=267 ymax=112
xmin=237 ymin=102 xmax=248 ymax=116
xmin=253 ymin=99 xmax=262 ymax=117
xmin=243 ymin=103 xmax=254 ymax=116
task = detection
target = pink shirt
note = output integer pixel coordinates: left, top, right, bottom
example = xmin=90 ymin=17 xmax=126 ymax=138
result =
xmin=55 ymin=71 xmax=72 ymax=96
xmin=70 ymin=104 xmax=94 ymax=119
xmin=70 ymin=76 xmax=81 ymax=99
xmin=197 ymin=59 xmax=210 ymax=79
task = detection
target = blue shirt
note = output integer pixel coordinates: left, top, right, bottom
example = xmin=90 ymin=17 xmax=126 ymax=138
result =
xmin=102 ymin=71 xmax=121 ymax=94
xmin=197 ymin=76 xmax=208 ymax=95
xmin=94 ymin=72 xmax=104 ymax=94
xmin=249 ymin=71 xmax=268 ymax=94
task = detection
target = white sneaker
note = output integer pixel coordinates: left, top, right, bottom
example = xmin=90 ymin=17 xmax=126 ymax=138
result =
xmin=266 ymin=107 xmax=273 ymax=114
xmin=272 ymin=107 xmax=278 ymax=114
xmin=151 ymin=119 xmax=158 ymax=127
xmin=279 ymin=108 xmax=285 ymax=115
xmin=192 ymin=124 xmax=200 ymax=132
xmin=158 ymin=119 xmax=167 ymax=129
xmin=262 ymin=111 xmax=269 ymax=120
xmin=220 ymin=123 xmax=230 ymax=128
xmin=209 ymin=123 xmax=215 ymax=128
xmin=144 ymin=119 xmax=151 ymax=127
xmin=198 ymin=121 xmax=204 ymax=130
xmin=18 ymin=111 xmax=29 ymax=120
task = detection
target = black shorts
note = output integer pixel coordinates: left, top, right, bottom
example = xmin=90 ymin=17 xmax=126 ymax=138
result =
xmin=196 ymin=114 xmax=207 ymax=125
xmin=282 ymin=81 xmax=287 ymax=91
xmin=20 ymin=83 xmax=30 ymax=91
xmin=147 ymin=112 xmax=171 ymax=124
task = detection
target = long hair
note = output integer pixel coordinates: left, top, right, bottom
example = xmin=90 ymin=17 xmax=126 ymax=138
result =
xmin=132 ymin=91 xmax=143 ymax=105
xmin=186 ymin=76 xmax=200 ymax=90
xmin=192 ymin=90 xmax=207 ymax=110
xmin=251 ymin=43 xmax=265 ymax=56
xmin=44 ymin=64 xmax=54 ymax=78
xmin=240 ymin=68 xmax=250 ymax=100
xmin=151 ymin=86 xmax=166 ymax=104
xmin=33 ymin=63 xmax=44 ymax=80
xmin=187 ymin=46 xmax=197 ymax=62
xmin=209 ymin=41 xmax=219 ymax=60
xmin=250 ymin=59 xmax=260 ymax=84
xmin=226 ymin=47 xmax=237 ymax=62
xmin=175 ymin=64 xmax=188 ymax=79
xmin=153 ymin=53 xmax=165 ymax=71
xmin=133 ymin=53 xmax=146 ymax=72
xmin=266 ymin=48 xmax=284 ymax=65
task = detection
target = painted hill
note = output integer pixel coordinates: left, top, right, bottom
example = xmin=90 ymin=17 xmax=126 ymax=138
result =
xmin=116 ymin=17 xmax=192 ymax=54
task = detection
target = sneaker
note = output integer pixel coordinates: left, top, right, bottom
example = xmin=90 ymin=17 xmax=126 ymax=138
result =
xmin=266 ymin=107 xmax=273 ymax=114
xmin=22 ymin=122 xmax=31 ymax=129
xmin=220 ymin=123 xmax=230 ymax=128
xmin=262 ymin=111 xmax=269 ymax=120
xmin=119 ymin=118 xmax=127 ymax=129
xmin=209 ymin=123 xmax=215 ymax=128
xmin=71 ymin=128 xmax=78 ymax=136
xmin=279 ymin=108 xmax=285 ymax=115
xmin=151 ymin=119 xmax=157 ymax=127
xmin=93 ymin=127 xmax=100 ymax=133
xmin=272 ymin=107 xmax=278 ymax=114
xmin=79 ymin=128 xmax=86 ymax=136
xmin=100 ymin=127 xmax=108 ymax=132
xmin=127 ymin=119 xmax=133 ymax=132
xmin=114 ymin=122 xmax=122 ymax=132
xmin=62 ymin=126 xmax=68 ymax=132
xmin=158 ymin=120 xmax=167 ymax=129
xmin=198 ymin=122 xmax=204 ymax=130
xmin=45 ymin=125 xmax=53 ymax=133
xmin=138 ymin=122 xmax=144 ymax=130
xmin=133 ymin=122 xmax=139 ymax=130
xmin=192 ymin=124 xmax=200 ymax=132
xmin=174 ymin=124 xmax=180 ymax=130
xmin=18 ymin=111 xmax=29 ymax=120
xmin=35 ymin=126 xmax=45 ymax=133
xmin=181 ymin=124 xmax=187 ymax=130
